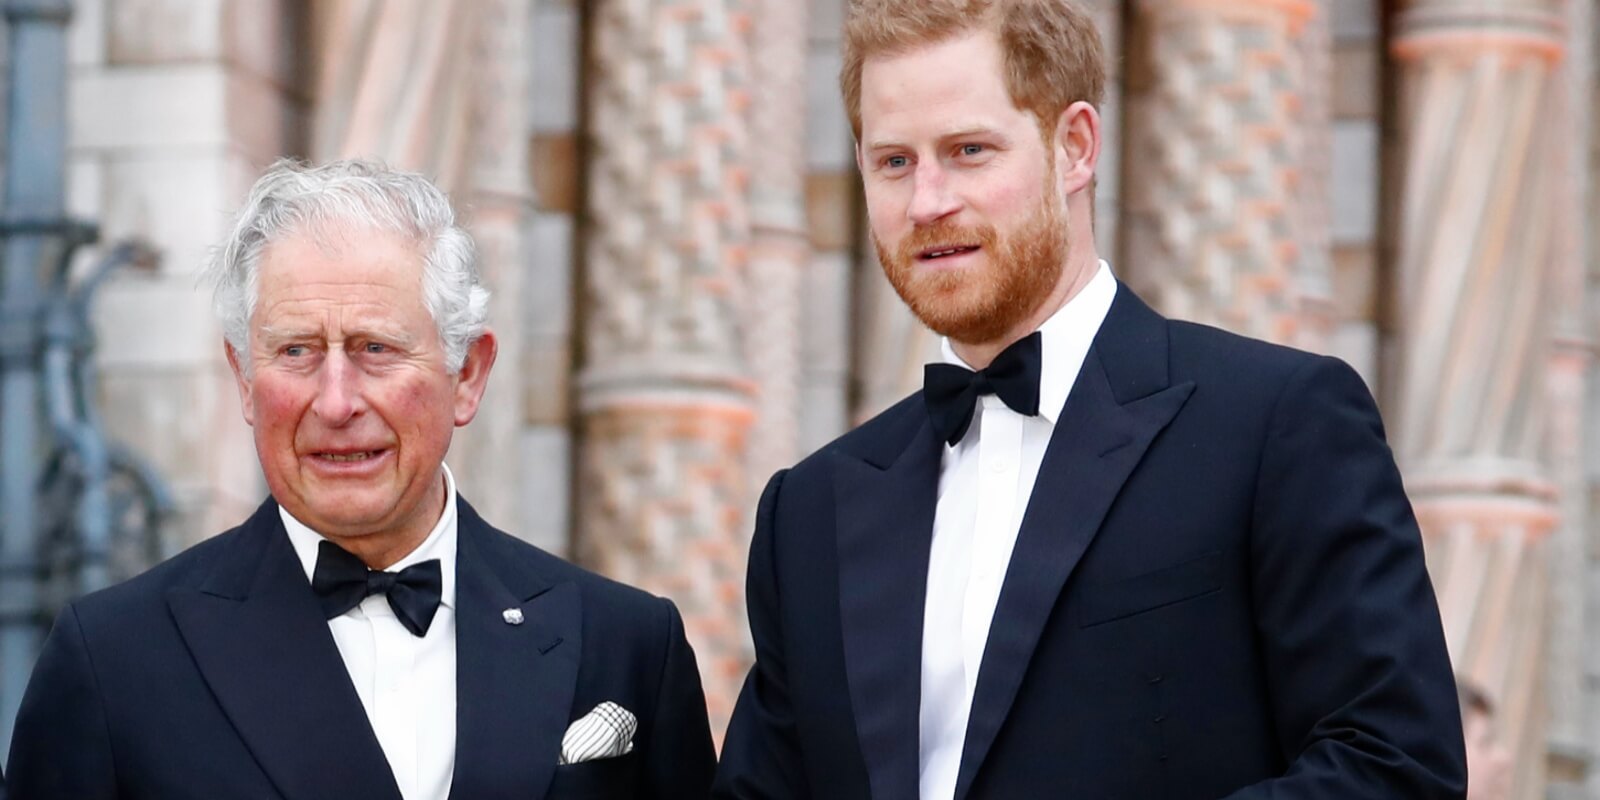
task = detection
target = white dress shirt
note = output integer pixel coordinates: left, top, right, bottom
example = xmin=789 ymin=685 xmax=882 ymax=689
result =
xmin=283 ymin=464 xmax=460 ymax=800
xmin=918 ymin=262 xmax=1117 ymax=800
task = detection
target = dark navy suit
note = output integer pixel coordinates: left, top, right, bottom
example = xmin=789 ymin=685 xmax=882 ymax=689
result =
xmin=8 ymin=499 xmax=715 ymax=799
xmin=716 ymin=285 xmax=1466 ymax=798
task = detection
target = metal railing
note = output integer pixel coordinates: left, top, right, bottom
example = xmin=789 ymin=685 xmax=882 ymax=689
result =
xmin=0 ymin=0 xmax=173 ymax=755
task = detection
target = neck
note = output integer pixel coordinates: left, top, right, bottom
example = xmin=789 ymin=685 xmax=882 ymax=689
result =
xmin=329 ymin=471 xmax=448 ymax=570
xmin=951 ymin=247 xmax=1100 ymax=370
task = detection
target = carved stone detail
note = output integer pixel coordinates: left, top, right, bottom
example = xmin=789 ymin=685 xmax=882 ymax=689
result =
xmin=1123 ymin=0 xmax=1316 ymax=344
xmin=1390 ymin=4 xmax=1568 ymax=795
xmin=744 ymin=0 xmax=810 ymax=486
xmin=578 ymin=0 xmax=756 ymax=736
xmin=311 ymin=0 xmax=535 ymax=534
xmin=309 ymin=0 xmax=485 ymax=193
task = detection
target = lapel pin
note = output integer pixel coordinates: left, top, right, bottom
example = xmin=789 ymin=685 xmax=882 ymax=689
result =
xmin=502 ymin=608 xmax=525 ymax=626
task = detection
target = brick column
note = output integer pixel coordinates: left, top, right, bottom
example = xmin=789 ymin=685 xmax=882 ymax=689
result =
xmin=577 ymin=0 xmax=755 ymax=735
xmin=1122 ymin=0 xmax=1322 ymax=344
xmin=743 ymin=0 xmax=810 ymax=488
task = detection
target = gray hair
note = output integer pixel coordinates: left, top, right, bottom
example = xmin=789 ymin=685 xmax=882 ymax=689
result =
xmin=205 ymin=158 xmax=490 ymax=373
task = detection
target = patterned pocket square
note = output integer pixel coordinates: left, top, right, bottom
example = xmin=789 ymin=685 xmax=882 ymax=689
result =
xmin=559 ymin=701 xmax=638 ymax=765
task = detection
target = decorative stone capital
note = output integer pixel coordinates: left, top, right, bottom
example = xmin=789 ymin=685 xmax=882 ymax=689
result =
xmin=1137 ymin=0 xmax=1315 ymax=31
xmin=1393 ymin=6 xmax=1566 ymax=64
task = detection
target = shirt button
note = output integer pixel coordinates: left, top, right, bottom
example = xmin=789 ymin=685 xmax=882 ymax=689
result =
xmin=990 ymin=460 xmax=1010 ymax=474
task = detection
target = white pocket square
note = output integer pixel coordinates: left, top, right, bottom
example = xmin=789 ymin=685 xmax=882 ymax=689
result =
xmin=559 ymin=701 xmax=638 ymax=765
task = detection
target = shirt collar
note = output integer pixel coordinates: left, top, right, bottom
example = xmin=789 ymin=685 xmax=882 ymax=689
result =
xmin=281 ymin=463 xmax=459 ymax=610
xmin=939 ymin=259 xmax=1117 ymax=425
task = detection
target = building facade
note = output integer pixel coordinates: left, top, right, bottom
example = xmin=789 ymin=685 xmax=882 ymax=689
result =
xmin=10 ymin=0 xmax=1597 ymax=794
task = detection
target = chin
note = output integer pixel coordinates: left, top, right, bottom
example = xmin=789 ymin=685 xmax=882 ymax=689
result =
xmin=910 ymin=294 xmax=1001 ymax=338
xmin=295 ymin=492 xmax=400 ymax=534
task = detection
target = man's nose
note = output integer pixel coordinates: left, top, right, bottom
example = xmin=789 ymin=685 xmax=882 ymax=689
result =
xmin=908 ymin=163 xmax=961 ymax=226
xmin=311 ymin=350 xmax=362 ymax=424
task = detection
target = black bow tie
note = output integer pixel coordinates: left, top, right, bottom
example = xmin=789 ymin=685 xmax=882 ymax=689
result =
xmin=924 ymin=331 xmax=1043 ymax=446
xmin=311 ymin=540 xmax=443 ymax=637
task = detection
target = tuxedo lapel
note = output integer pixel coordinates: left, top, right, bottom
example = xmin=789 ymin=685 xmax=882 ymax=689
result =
xmin=167 ymin=500 xmax=401 ymax=800
xmin=953 ymin=289 xmax=1196 ymax=800
xmin=450 ymin=501 xmax=579 ymax=800
xmin=835 ymin=404 xmax=943 ymax=800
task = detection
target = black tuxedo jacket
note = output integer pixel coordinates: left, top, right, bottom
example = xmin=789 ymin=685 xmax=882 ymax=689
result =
xmin=715 ymin=286 xmax=1465 ymax=799
xmin=7 ymin=498 xmax=715 ymax=799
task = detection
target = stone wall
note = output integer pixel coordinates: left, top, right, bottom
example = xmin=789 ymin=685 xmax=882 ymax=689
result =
xmin=69 ymin=0 xmax=307 ymax=545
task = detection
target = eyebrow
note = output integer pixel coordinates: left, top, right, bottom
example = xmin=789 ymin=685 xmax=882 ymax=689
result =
xmin=255 ymin=325 xmax=312 ymax=345
xmin=864 ymin=126 xmax=1004 ymax=152
xmin=256 ymin=323 xmax=418 ymax=347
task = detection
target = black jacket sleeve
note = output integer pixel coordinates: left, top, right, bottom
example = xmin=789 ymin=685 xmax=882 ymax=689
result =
xmin=644 ymin=597 xmax=717 ymax=799
xmin=713 ymin=470 xmax=810 ymax=799
xmin=1227 ymin=356 xmax=1466 ymax=798
xmin=7 ymin=604 xmax=120 ymax=800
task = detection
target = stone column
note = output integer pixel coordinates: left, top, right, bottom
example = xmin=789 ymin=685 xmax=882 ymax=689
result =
xmin=578 ymin=0 xmax=755 ymax=735
xmin=1121 ymin=0 xmax=1320 ymax=344
xmin=1544 ymin=0 xmax=1594 ymax=793
xmin=1086 ymin=0 xmax=1125 ymax=262
xmin=743 ymin=0 xmax=810 ymax=488
xmin=1388 ymin=3 xmax=1567 ymax=796
xmin=1295 ymin=1 xmax=1335 ymax=353
xmin=458 ymin=0 xmax=536 ymax=536
xmin=310 ymin=0 xmax=536 ymax=537
xmin=309 ymin=0 xmax=482 ymax=193
xmin=519 ymin=0 xmax=585 ymax=557
xmin=1585 ymin=4 xmax=1600 ymax=791
xmin=799 ymin=0 xmax=854 ymax=450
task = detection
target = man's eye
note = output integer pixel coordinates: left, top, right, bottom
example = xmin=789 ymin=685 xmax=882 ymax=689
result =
xmin=364 ymin=342 xmax=388 ymax=354
xmin=884 ymin=155 xmax=910 ymax=169
xmin=282 ymin=345 xmax=308 ymax=357
xmin=959 ymin=144 xmax=985 ymax=157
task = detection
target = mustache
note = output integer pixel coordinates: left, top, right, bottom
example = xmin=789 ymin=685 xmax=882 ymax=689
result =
xmin=894 ymin=221 xmax=999 ymax=263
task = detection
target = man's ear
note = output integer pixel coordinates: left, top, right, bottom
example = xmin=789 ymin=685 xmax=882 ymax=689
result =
xmin=1052 ymin=101 xmax=1101 ymax=198
xmin=225 ymin=340 xmax=255 ymax=426
xmin=453 ymin=329 xmax=499 ymax=427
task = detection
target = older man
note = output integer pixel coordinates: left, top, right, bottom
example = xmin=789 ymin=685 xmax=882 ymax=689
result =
xmin=7 ymin=159 xmax=715 ymax=799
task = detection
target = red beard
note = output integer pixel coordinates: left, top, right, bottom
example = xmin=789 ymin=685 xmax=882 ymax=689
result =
xmin=875 ymin=190 xmax=1069 ymax=346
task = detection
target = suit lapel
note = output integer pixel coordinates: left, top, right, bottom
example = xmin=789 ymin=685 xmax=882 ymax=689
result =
xmin=835 ymin=403 xmax=943 ymax=800
xmin=167 ymin=500 xmax=401 ymax=800
xmin=449 ymin=501 xmax=579 ymax=800
xmin=953 ymin=288 xmax=1195 ymax=800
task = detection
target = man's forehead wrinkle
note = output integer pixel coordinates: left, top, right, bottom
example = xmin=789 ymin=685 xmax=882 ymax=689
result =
xmin=253 ymin=295 xmax=424 ymax=337
xmin=286 ymin=216 xmax=426 ymax=257
xmin=261 ymin=232 xmax=428 ymax=290
xmin=263 ymin=276 xmax=415 ymax=291
xmin=255 ymin=291 xmax=405 ymax=316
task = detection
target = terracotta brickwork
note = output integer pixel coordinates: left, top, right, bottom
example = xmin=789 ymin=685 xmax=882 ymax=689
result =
xmin=1122 ymin=0 xmax=1317 ymax=345
xmin=743 ymin=0 xmax=810 ymax=490
xmin=578 ymin=0 xmax=757 ymax=737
